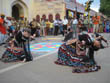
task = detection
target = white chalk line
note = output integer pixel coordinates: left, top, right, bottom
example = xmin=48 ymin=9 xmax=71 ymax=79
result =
xmin=0 ymin=50 xmax=57 ymax=74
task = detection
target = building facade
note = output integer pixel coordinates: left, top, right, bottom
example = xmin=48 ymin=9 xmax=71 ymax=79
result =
xmin=0 ymin=0 xmax=35 ymax=21
xmin=0 ymin=0 xmax=97 ymax=21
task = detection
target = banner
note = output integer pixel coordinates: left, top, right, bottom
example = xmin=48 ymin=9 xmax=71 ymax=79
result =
xmin=68 ymin=11 xmax=74 ymax=18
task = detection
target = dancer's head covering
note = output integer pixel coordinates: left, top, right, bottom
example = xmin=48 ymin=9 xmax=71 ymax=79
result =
xmin=78 ymin=34 xmax=92 ymax=46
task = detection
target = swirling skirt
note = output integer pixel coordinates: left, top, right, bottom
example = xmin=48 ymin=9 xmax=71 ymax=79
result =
xmin=55 ymin=43 xmax=101 ymax=73
xmin=1 ymin=47 xmax=25 ymax=63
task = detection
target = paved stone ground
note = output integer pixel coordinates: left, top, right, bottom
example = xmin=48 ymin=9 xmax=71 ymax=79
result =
xmin=0 ymin=34 xmax=110 ymax=83
xmin=0 ymin=35 xmax=64 ymax=70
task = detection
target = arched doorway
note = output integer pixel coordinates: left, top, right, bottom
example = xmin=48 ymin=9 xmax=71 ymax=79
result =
xmin=11 ymin=0 xmax=28 ymax=20
xmin=12 ymin=4 xmax=23 ymax=20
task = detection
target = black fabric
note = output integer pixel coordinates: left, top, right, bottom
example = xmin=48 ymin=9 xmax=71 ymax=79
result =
xmin=88 ymin=46 xmax=98 ymax=64
xmin=54 ymin=26 xmax=59 ymax=36
xmin=80 ymin=26 xmax=87 ymax=31
xmin=23 ymin=40 xmax=33 ymax=61
xmin=63 ymin=25 xmax=67 ymax=30
xmin=15 ymin=31 xmax=33 ymax=61
xmin=95 ymin=33 xmax=100 ymax=37
xmin=78 ymin=34 xmax=92 ymax=46
xmin=64 ymin=32 xmax=73 ymax=42
xmin=31 ymin=28 xmax=36 ymax=35
xmin=15 ymin=31 xmax=23 ymax=44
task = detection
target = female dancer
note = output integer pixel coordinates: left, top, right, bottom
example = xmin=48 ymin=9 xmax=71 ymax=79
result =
xmin=1 ymin=28 xmax=33 ymax=62
xmin=55 ymin=33 xmax=105 ymax=73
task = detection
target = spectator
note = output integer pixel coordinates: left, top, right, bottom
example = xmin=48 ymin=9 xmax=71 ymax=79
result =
xmin=54 ymin=18 xmax=59 ymax=36
xmin=72 ymin=17 xmax=78 ymax=38
xmin=92 ymin=14 xmax=100 ymax=33
xmin=63 ymin=16 xmax=68 ymax=35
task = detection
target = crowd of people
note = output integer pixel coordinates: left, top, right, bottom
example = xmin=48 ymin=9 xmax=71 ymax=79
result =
xmin=0 ymin=14 xmax=109 ymax=73
xmin=0 ymin=14 xmax=110 ymax=43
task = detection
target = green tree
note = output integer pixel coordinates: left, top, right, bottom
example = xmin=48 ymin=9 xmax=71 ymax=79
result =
xmin=99 ymin=0 xmax=110 ymax=17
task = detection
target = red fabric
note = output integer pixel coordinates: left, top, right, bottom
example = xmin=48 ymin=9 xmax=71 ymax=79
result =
xmin=92 ymin=16 xmax=100 ymax=25
xmin=0 ymin=18 xmax=6 ymax=34
xmin=0 ymin=18 xmax=4 ymax=24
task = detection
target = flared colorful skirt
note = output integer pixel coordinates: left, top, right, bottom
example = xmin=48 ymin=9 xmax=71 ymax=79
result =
xmin=55 ymin=43 xmax=101 ymax=73
xmin=1 ymin=47 xmax=25 ymax=62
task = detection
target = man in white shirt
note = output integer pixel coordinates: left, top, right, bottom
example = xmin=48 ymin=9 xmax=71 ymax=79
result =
xmin=72 ymin=17 xmax=78 ymax=38
xmin=6 ymin=17 xmax=12 ymax=27
xmin=63 ymin=16 xmax=68 ymax=35
xmin=54 ymin=18 xmax=59 ymax=36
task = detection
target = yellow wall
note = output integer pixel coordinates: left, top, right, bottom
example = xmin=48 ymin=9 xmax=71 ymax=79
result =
xmin=34 ymin=0 xmax=66 ymax=20
xmin=0 ymin=0 xmax=66 ymax=21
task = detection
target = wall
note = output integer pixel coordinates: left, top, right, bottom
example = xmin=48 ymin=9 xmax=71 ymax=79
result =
xmin=0 ymin=0 xmax=68 ymax=21
xmin=34 ymin=0 xmax=65 ymax=20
